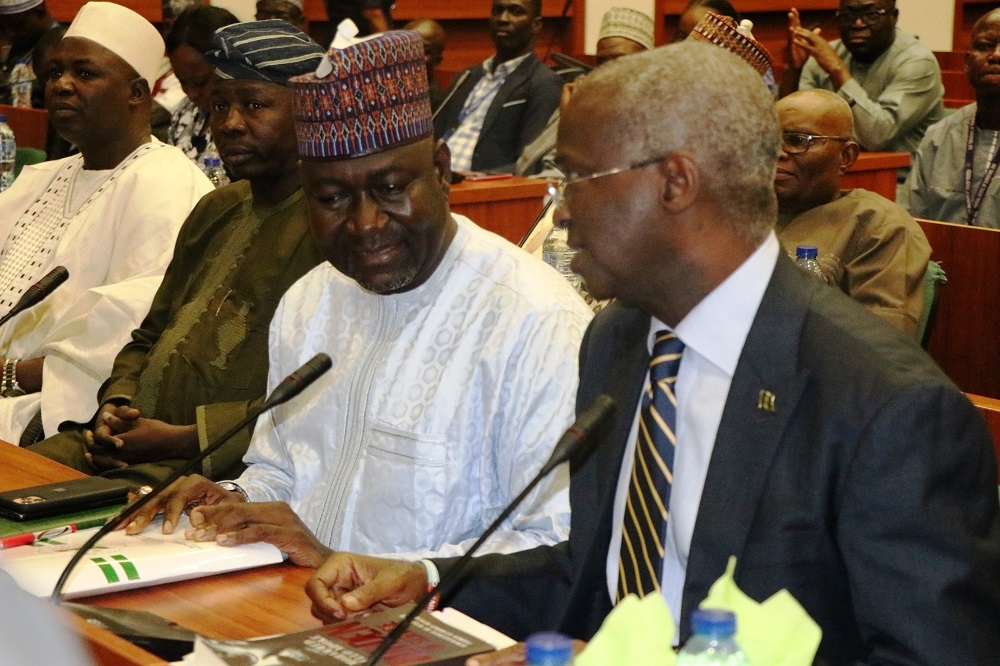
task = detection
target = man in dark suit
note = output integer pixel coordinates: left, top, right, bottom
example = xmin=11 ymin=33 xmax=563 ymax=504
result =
xmin=434 ymin=0 xmax=562 ymax=174
xmin=305 ymin=42 xmax=1000 ymax=664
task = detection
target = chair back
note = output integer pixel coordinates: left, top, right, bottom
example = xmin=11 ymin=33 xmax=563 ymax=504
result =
xmin=14 ymin=147 xmax=46 ymax=178
xmin=920 ymin=260 xmax=947 ymax=349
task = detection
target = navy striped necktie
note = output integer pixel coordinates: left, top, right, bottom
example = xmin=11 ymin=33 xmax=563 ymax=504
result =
xmin=617 ymin=330 xmax=685 ymax=600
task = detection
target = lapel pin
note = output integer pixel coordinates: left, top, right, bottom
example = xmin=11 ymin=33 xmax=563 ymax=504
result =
xmin=757 ymin=389 xmax=776 ymax=413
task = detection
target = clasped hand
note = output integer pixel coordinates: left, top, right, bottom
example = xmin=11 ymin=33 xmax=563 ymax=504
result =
xmin=117 ymin=474 xmax=333 ymax=568
xmin=84 ymin=403 xmax=198 ymax=470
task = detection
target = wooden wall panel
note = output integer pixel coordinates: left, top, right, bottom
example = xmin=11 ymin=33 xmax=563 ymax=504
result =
xmin=918 ymin=219 xmax=1000 ymax=399
xmin=48 ymin=0 xmax=161 ymax=23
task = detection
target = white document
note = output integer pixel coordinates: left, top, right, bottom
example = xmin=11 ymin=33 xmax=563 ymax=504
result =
xmin=0 ymin=515 xmax=283 ymax=599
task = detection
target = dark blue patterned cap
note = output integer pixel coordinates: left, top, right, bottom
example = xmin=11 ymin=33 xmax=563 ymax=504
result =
xmin=206 ymin=20 xmax=325 ymax=85
xmin=290 ymin=30 xmax=432 ymax=159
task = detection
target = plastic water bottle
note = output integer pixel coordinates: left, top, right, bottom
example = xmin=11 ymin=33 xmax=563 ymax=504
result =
xmin=795 ymin=245 xmax=825 ymax=281
xmin=525 ymin=632 xmax=573 ymax=665
xmin=678 ymin=609 xmax=750 ymax=665
xmin=0 ymin=116 xmax=16 ymax=192
xmin=203 ymin=157 xmax=229 ymax=188
xmin=542 ymin=225 xmax=581 ymax=291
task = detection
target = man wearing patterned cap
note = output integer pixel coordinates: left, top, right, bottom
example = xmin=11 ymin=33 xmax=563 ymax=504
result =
xmin=0 ymin=2 xmax=212 ymax=447
xmin=29 ymin=20 xmax=326 ymax=485
xmin=516 ymin=6 xmax=654 ymax=177
xmin=126 ymin=28 xmax=591 ymax=570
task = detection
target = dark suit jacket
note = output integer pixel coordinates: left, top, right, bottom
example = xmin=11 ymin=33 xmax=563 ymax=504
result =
xmin=433 ymin=54 xmax=562 ymax=173
xmin=440 ymin=252 xmax=1000 ymax=664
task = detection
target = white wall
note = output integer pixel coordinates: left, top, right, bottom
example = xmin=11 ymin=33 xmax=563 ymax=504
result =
xmin=896 ymin=0 xmax=955 ymax=51
xmin=584 ymin=0 xmax=655 ymax=54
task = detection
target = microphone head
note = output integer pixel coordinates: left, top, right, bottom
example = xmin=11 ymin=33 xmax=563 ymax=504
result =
xmin=261 ymin=353 xmax=333 ymax=409
xmin=295 ymin=353 xmax=333 ymax=385
xmin=45 ymin=265 xmax=70 ymax=288
xmin=543 ymin=394 xmax=616 ymax=474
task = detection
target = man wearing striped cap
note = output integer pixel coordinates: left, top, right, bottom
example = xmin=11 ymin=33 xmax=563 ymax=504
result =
xmin=30 ymin=21 xmax=326 ymax=485
xmin=0 ymin=0 xmax=59 ymax=107
xmin=126 ymin=28 xmax=591 ymax=569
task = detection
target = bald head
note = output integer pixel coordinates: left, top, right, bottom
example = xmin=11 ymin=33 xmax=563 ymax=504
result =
xmin=972 ymin=7 xmax=1000 ymax=35
xmin=405 ymin=18 xmax=445 ymax=75
xmin=967 ymin=9 xmax=1000 ymax=99
xmin=774 ymin=89 xmax=859 ymax=217
xmin=778 ymin=89 xmax=854 ymax=137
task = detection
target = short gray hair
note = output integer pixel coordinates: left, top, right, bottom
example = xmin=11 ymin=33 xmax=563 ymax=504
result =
xmin=575 ymin=41 xmax=779 ymax=242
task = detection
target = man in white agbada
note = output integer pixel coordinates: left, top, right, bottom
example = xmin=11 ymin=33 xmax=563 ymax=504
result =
xmin=0 ymin=2 xmax=213 ymax=445
xmin=124 ymin=27 xmax=591 ymax=567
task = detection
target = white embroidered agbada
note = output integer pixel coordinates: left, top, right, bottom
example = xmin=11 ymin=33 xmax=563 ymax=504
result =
xmin=238 ymin=215 xmax=592 ymax=559
xmin=0 ymin=139 xmax=213 ymax=442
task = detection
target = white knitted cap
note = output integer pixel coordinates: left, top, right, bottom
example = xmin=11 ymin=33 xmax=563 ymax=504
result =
xmin=598 ymin=7 xmax=655 ymax=51
xmin=63 ymin=2 xmax=164 ymax=88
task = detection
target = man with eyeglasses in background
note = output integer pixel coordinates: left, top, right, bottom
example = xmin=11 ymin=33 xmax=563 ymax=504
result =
xmin=782 ymin=0 xmax=944 ymax=161
xmin=775 ymin=89 xmax=929 ymax=340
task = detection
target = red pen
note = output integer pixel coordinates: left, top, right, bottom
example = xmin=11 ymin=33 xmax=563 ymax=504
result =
xmin=0 ymin=517 xmax=107 ymax=549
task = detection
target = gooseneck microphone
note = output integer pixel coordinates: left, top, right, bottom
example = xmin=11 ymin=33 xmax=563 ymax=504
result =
xmin=0 ymin=265 xmax=70 ymax=328
xmin=431 ymin=69 xmax=471 ymax=123
xmin=49 ymin=353 xmax=333 ymax=602
xmin=364 ymin=394 xmax=617 ymax=666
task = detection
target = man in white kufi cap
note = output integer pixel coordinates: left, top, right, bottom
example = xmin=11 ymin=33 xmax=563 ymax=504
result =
xmin=0 ymin=1 xmax=213 ymax=447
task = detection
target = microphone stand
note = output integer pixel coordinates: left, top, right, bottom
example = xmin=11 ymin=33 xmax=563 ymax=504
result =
xmin=49 ymin=353 xmax=333 ymax=602
xmin=364 ymin=394 xmax=616 ymax=666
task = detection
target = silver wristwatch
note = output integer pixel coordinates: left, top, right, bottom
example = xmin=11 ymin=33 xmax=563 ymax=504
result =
xmin=217 ymin=481 xmax=249 ymax=501
xmin=1 ymin=358 xmax=25 ymax=398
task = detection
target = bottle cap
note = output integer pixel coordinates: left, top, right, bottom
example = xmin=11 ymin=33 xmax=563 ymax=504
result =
xmin=204 ymin=157 xmax=221 ymax=167
xmin=525 ymin=631 xmax=573 ymax=665
xmin=691 ymin=608 xmax=737 ymax=638
xmin=0 ymin=114 xmax=7 ymax=123
xmin=796 ymin=245 xmax=818 ymax=259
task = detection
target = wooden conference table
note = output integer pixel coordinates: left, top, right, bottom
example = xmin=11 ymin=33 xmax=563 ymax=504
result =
xmin=2 ymin=445 xmax=322 ymax=666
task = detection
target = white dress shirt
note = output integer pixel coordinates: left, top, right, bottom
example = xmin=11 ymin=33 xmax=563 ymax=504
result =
xmin=605 ymin=232 xmax=780 ymax=640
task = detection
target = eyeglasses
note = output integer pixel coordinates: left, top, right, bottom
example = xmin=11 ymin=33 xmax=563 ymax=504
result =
xmin=835 ymin=8 xmax=890 ymax=25
xmin=781 ymin=132 xmax=851 ymax=154
xmin=548 ymin=156 xmax=666 ymax=209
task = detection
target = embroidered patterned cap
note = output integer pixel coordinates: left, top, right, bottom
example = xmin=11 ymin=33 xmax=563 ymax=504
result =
xmin=63 ymin=2 xmax=164 ymax=88
xmin=290 ymin=27 xmax=432 ymax=159
xmin=689 ymin=13 xmax=773 ymax=78
xmin=0 ymin=0 xmax=43 ymax=15
xmin=598 ymin=7 xmax=655 ymax=51
xmin=206 ymin=20 xmax=325 ymax=85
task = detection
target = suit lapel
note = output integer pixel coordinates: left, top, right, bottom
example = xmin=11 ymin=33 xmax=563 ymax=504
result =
xmin=681 ymin=254 xmax=814 ymax=634
xmin=478 ymin=56 xmax=537 ymax=141
xmin=561 ymin=306 xmax=650 ymax=637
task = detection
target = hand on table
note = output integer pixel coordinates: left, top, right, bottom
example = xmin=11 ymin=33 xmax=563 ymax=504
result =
xmin=119 ymin=473 xmax=242 ymax=535
xmin=306 ymin=553 xmax=428 ymax=622
xmin=84 ymin=403 xmax=198 ymax=470
xmin=182 ymin=501 xmax=333 ymax=568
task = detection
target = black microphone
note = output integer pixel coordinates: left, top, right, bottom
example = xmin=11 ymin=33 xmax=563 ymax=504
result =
xmin=49 ymin=352 xmax=333 ymax=602
xmin=0 ymin=265 xmax=69 ymax=328
xmin=364 ymin=394 xmax=617 ymax=666
xmin=431 ymin=69 xmax=471 ymax=123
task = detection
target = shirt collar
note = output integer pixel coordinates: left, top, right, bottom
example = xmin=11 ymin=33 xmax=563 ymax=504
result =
xmin=650 ymin=232 xmax=779 ymax=377
xmin=483 ymin=52 xmax=531 ymax=78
